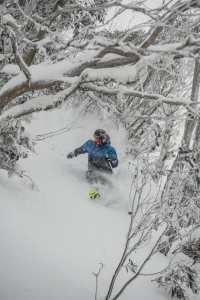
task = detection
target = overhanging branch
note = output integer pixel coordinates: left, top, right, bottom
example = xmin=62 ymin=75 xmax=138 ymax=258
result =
xmin=81 ymin=82 xmax=195 ymax=107
xmin=0 ymin=78 xmax=63 ymax=111
xmin=0 ymin=79 xmax=81 ymax=120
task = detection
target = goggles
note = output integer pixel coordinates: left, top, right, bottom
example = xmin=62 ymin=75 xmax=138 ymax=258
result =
xmin=94 ymin=134 xmax=104 ymax=145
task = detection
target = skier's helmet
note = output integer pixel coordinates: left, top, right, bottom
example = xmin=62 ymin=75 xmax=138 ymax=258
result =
xmin=94 ymin=129 xmax=109 ymax=145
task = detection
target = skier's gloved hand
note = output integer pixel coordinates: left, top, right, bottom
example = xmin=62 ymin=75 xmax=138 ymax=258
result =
xmin=67 ymin=152 xmax=75 ymax=159
xmin=105 ymin=155 xmax=118 ymax=168
xmin=106 ymin=156 xmax=111 ymax=161
xmin=105 ymin=155 xmax=111 ymax=162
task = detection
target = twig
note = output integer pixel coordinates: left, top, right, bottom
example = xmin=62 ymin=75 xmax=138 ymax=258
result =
xmin=93 ymin=263 xmax=104 ymax=300
xmin=111 ymin=225 xmax=167 ymax=300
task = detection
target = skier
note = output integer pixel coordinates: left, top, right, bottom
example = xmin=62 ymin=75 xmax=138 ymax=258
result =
xmin=67 ymin=129 xmax=118 ymax=198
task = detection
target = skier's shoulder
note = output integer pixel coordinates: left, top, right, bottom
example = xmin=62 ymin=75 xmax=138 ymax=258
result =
xmin=84 ymin=139 xmax=95 ymax=146
xmin=83 ymin=139 xmax=95 ymax=150
xmin=105 ymin=143 xmax=118 ymax=158
xmin=106 ymin=143 xmax=117 ymax=153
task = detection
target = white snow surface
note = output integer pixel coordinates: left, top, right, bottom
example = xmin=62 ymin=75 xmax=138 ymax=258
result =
xmin=0 ymin=106 xmax=168 ymax=300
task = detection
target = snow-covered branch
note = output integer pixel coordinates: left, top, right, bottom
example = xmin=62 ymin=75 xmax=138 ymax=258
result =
xmin=54 ymin=1 xmax=156 ymax=20
xmin=0 ymin=77 xmax=63 ymax=111
xmin=0 ymin=78 xmax=80 ymax=121
xmin=14 ymin=0 xmax=51 ymax=34
xmin=8 ymin=29 xmax=31 ymax=83
xmin=0 ymin=0 xmax=199 ymax=118
xmin=1 ymin=14 xmax=21 ymax=32
xmin=141 ymin=0 xmax=200 ymax=48
xmin=0 ymin=41 xmax=196 ymax=113
xmin=0 ymin=47 xmax=138 ymax=108
xmin=148 ymin=36 xmax=200 ymax=58
xmin=81 ymin=83 xmax=197 ymax=108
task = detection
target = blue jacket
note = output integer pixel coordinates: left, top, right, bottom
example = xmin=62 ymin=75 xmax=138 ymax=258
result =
xmin=74 ymin=139 xmax=118 ymax=172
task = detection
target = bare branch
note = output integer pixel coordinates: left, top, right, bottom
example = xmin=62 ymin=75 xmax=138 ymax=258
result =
xmin=111 ymin=225 xmax=167 ymax=300
xmin=93 ymin=263 xmax=104 ymax=300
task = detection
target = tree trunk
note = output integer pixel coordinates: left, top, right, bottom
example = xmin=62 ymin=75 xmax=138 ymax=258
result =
xmin=182 ymin=58 xmax=200 ymax=148
xmin=160 ymin=58 xmax=200 ymax=254
xmin=163 ymin=58 xmax=200 ymax=199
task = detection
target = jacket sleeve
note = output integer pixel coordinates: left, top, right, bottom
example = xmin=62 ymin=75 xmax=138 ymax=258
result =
xmin=74 ymin=146 xmax=86 ymax=156
xmin=110 ymin=158 xmax=118 ymax=168
xmin=73 ymin=140 xmax=91 ymax=156
xmin=108 ymin=147 xmax=118 ymax=168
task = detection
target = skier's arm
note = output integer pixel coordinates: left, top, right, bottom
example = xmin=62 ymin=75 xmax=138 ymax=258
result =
xmin=93 ymin=155 xmax=118 ymax=171
xmin=110 ymin=158 xmax=118 ymax=168
xmin=67 ymin=146 xmax=86 ymax=158
xmin=67 ymin=140 xmax=91 ymax=159
xmin=74 ymin=146 xmax=86 ymax=156
xmin=107 ymin=148 xmax=118 ymax=168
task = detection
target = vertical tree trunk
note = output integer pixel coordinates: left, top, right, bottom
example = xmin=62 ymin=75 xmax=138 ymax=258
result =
xmin=163 ymin=58 xmax=200 ymax=200
xmin=182 ymin=58 xmax=200 ymax=148
xmin=160 ymin=58 xmax=200 ymax=254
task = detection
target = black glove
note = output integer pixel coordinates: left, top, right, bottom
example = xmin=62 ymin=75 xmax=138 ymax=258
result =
xmin=106 ymin=155 xmax=111 ymax=161
xmin=105 ymin=155 xmax=118 ymax=168
xmin=67 ymin=152 xmax=75 ymax=159
xmin=105 ymin=155 xmax=112 ymax=163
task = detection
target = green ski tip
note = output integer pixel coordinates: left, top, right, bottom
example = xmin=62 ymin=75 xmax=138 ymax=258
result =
xmin=88 ymin=189 xmax=101 ymax=199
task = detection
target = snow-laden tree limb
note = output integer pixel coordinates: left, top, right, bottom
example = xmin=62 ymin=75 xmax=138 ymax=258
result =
xmin=81 ymin=83 xmax=200 ymax=108
xmin=1 ymin=13 xmax=21 ymax=32
xmin=140 ymin=0 xmax=200 ymax=48
xmin=0 ymin=78 xmax=81 ymax=121
xmin=0 ymin=48 xmax=139 ymax=109
xmin=53 ymin=1 xmax=156 ymax=20
xmin=148 ymin=36 xmax=200 ymax=58
xmin=3 ymin=78 xmax=198 ymax=121
xmin=8 ymin=29 xmax=31 ymax=84
xmin=14 ymin=0 xmax=51 ymax=34
xmin=0 ymin=41 xmax=198 ymax=113
xmin=1 ymin=0 xmax=200 ymax=117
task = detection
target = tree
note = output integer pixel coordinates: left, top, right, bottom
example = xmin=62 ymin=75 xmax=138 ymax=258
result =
xmin=1 ymin=0 xmax=200 ymax=116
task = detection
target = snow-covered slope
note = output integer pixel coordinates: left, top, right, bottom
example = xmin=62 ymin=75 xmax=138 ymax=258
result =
xmin=0 ymin=107 xmax=167 ymax=300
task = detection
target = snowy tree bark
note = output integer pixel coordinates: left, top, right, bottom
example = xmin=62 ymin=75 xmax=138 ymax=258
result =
xmin=182 ymin=58 xmax=200 ymax=148
xmin=160 ymin=57 xmax=200 ymax=254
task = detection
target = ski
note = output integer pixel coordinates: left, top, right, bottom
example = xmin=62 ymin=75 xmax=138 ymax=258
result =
xmin=88 ymin=188 xmax=101 ymax=199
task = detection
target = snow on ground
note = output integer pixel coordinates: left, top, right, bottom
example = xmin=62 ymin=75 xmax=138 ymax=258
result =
xmin=0 ymin=106 xmax=168 ymax=300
